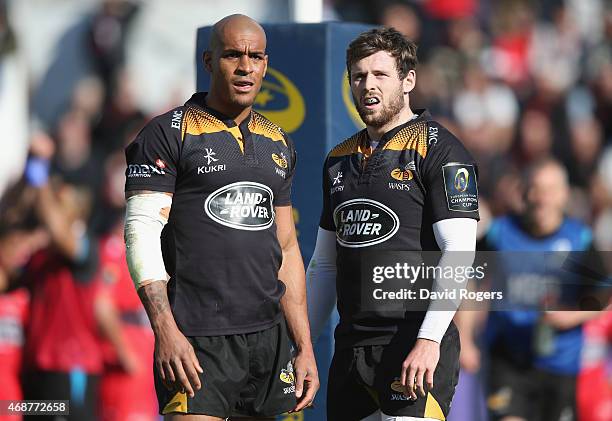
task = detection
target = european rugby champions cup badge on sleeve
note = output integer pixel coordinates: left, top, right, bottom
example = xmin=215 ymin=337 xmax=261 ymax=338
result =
xmin=442 ymin=163 xmax=479 ymax=212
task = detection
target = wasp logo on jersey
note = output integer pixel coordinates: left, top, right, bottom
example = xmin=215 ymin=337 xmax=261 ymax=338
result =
xmin=389 ymin=378 xmax=411 ymax=401
xmin=442 ymin=163 xmax=478 ymax=212
xmin=333 ymin=199 xmax=400 ymax=247
xmin=205 ymin=182 xmax=274 ymax=231
xmin=390 ymin=168 xmax=413 ymax=182
xmin=272 ymin=153 xmax=288 ymax=169
xmin=389 ymin=161 xmax=415 ymax=191
xmin=272 ymin=153 xmax=288 ymax=179
xmin=390 ymin=379 xmax=405 ymax=393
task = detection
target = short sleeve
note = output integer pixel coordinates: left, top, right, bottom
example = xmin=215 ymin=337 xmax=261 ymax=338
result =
xmin=124 ymin=111 xmax=182 ymax=193
xmin=319 ymin=156 xmax=335 ymax=231
xmin=421 ymin=125 xmax=480 ymax=223
xmin=274 ymin=133 xmax=296 ymax=206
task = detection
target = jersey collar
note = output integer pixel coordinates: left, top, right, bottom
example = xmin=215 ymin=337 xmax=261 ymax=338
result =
xmin=364 ymin=108 xmax=430 ymax=149
xmin=185 ymin=92 xmax=252 ymax=132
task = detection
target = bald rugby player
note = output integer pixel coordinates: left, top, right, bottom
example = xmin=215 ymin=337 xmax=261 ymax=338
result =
xmin=123 ymin=14 xmax=319 ymax=420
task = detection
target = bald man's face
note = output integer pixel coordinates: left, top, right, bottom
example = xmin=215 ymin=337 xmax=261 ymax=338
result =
xmin=205 ymin=22 xmax=268 ymax=110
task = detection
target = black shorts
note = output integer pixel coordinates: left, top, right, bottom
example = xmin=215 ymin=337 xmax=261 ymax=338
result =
xmin=487 ymin=356 xmax=576 ymax=421
xmin=327 ymin=323 xmax=460 ymax=421
xmin=155 ymin=321 xmax=296 ymax=418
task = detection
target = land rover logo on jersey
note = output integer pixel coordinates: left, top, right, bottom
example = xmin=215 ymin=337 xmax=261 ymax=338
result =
xmin=333 ymin=199 xmax=400 ymax=247
xmin=205 ymin=182 xmax=274 ymax=231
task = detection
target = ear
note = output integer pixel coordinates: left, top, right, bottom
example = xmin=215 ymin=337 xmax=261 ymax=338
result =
xmin=203 ymin=51 xmax=213 ymax=73
xmin=263 ymin=54 xmax=269 ymax=78
xmin=403 ymin=69 xmax=416 ymax=94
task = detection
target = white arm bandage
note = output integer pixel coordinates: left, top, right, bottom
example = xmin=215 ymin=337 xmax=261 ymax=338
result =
xmin=124 ymin=193 xmax=173 ymax=289
xmin=417 ymin=218 xmax=477 ymax=343
xmin=306 ymin=228 xmax=337 ymax=343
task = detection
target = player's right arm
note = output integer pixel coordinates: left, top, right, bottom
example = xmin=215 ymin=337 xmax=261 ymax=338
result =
xmin=125 ymin=191 xmax=203 ymax=398
xmin=123 ymin=111 xmax=202 ymax=398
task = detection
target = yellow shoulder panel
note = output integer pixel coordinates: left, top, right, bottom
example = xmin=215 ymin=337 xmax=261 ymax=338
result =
xmin=383 ymin=122 xmax=428 ymax=158
xmin=329 ymin=132 xmax=367 ymax=157
xmin=183 ymin=108 xmax=227 ymax=139
xmin=249 ymin=113 xmax=287 ymax=146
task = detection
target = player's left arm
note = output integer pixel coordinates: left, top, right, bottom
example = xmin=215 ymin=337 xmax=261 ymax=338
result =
xmin=401 ymin=126 xmax=480 ymax=399
xmin=401 ymin=218 xmax=477 ymax=399
xmin=274 ymin=132 xmax=319 ymax=411
xmin=276 ymin=205 xmax=320 ymax=411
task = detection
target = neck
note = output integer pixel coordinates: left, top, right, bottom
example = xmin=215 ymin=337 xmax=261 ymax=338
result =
xmin=366 ymin=106 xmax=415 ymax=141
xmin=205 ymin=91 xmax=252 ymax=125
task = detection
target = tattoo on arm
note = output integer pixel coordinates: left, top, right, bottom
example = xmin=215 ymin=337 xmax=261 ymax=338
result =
xmin=137 ymin=281 xmax=171 ymax=319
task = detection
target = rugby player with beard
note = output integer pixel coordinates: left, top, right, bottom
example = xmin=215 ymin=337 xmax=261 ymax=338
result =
xmin=307 ymin=27 xmax=479 ymax=421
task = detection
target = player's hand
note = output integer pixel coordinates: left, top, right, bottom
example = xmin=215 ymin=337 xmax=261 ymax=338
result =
xmin=291 ymin=349 xmax=320 ymax=412
xmin=400 ymin=338 xmax=440 ymax=400
xmin=154 ymin=325 xmax=203 ymax=398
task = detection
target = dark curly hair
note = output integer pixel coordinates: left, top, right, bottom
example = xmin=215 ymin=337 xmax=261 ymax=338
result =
xmin=346 ymin=27 xmax=418 ymax=80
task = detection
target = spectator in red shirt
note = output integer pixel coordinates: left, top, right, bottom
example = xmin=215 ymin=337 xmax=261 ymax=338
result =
xmin=97 ymin=151 xmax=157 ymax=421
xmin=10 ymin=154 xmax=134 ymax=420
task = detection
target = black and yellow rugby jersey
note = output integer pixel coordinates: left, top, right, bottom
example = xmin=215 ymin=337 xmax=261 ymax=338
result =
xmin=124 ymin=92 xmax=296 ymax=336
xmin=319 ymin=110 xmax=480 ymax=348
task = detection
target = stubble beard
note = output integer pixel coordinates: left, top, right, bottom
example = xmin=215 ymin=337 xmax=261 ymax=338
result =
xmin=354 ymin=89 xmax=405 ymax=128
xmin=229 ymin=90 xmax=258 ymax=109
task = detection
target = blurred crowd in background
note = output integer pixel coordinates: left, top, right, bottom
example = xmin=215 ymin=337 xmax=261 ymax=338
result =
xmin=0 ymin=0 xmax=610 ymax=420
